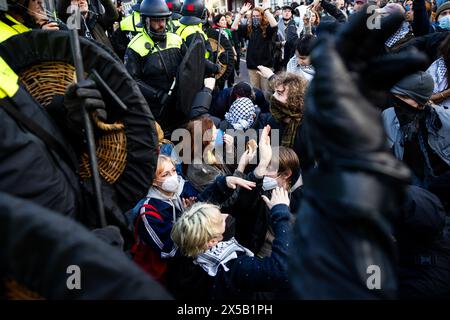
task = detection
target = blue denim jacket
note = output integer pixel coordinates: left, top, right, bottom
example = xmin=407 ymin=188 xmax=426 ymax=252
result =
xmin=382 ymin=105 xmax=450 ymax=167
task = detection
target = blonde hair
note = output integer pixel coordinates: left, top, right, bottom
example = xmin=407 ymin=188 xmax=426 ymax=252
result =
xmin=155 ymin=154 xmax=176 ymax=180
xmin=171 ymin=203 xmax=223 ymax=257
xmin=155 ymin=122 xmax=172 ymax=146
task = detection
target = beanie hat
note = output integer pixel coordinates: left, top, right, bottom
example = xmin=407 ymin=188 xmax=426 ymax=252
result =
xmin=390 ymin=71 xmax=435 ymax=105
xmin=436 ymin=1 xmax=450 ymax=20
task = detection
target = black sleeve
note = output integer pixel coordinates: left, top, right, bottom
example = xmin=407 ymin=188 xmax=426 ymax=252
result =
xmin=321 ymin=0 xmax=347 ymax=23
xmin=197 ymin=175 xmax=234 ymax=205
xmin=224 ymin=204 xmax=291 ymax=292
xmin=98 ymin=0 xmax=119 ymax=28
xmin=411 ymin=0 xmax=431 ymax=37
xmin=398 ymin=32 xmax=450 ymax=64
xmin=189 ymin=87 xmax=212 ymax=119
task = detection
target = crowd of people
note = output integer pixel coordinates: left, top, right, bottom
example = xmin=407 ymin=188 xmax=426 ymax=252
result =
xmin=0 ymin=0 xmax=449 ymax=300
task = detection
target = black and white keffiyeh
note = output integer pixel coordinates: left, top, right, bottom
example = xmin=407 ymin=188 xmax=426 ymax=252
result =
xmin=224 ymin=97 xmax=256 ymax=130
xmin=385 ymin=21 xmax=410 ymax=48
xmin=436 ymin=57 xmax=447 ymax=85
xmin=195 ymin=237 xmax=254 ymax=276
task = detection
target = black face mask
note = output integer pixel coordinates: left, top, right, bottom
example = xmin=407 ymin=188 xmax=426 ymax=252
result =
xmin=393 ymin=96 xmax=428 ymax=127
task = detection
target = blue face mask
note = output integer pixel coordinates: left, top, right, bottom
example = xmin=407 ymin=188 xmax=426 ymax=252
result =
xmin=293 ymin=16 xmax=300 ymax=25
xmin=252 ymin=17 xmax=261 ymax=27
xmin=439 ymin=15 xmax=450 ymax=30
xmin=262 ymin=176 xmax=279 ymax=191
xmin=215 ymin=128 xmax=224 ymax=146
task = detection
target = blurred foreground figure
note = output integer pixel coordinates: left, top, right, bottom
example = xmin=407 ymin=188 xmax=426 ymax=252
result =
xmin=289 ymin=7 xmax=428 ymax=299
xmin=0 ymin=192 xmax=171 ymax=300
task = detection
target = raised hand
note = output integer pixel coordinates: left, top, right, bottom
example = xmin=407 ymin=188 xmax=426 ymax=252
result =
xmin=261 ymin=187 xmax=290 ymax=210
xmin=225 ymin=176 xmax=256 ymax=190
xmin=334 ymin=6 xmax=428 ymax=105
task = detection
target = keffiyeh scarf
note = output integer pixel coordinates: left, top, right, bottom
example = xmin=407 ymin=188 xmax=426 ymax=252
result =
xmin=225 ymin=97 xmax=256 ymax=130
xmin=385 ymin=21 xmax=410 ymax=48
xmin=195 ymin=238 xmax=254 ymax=276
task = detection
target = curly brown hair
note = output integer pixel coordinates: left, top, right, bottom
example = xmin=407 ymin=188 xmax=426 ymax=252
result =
xmin=272 ymin=72 xmax=308 ymax=112
xmin=247 ymin=7 xmax=270 ymax=38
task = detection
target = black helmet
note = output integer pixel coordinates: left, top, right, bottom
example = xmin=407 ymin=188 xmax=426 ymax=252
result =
xmin=165 ymin=0 xmax=182 ymax=19
xmin=140 ymin=0 xmax=172 ymax=41
xmin=180 ymin=0 xmax=206 ymax=25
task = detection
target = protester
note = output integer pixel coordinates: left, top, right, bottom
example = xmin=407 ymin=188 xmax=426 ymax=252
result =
xmin=286 ymin=35 xmax=316 ymax=81
xmin=168 ymin=188 xmax=292 ymax=300
xmin=231 ymin=1 xmax=278 ymax=94
xmin=382 ymin=71 xmax=450 ymax=191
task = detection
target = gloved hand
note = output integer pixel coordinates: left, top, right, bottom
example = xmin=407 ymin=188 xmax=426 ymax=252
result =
xmin=334 ymin=7 xmax=429 ymax=106
xmin=64 ymin=79 xmax=107 ymax=128
xmin=303 ymin=8 xmax=425 ymax=179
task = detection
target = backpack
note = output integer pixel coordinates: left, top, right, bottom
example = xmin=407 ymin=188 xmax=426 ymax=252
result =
xmin=130 ymin=203 xmax=168 ymax=283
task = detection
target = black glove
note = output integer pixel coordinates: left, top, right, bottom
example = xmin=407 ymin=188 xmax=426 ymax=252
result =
xmin=334 ymin=7 xmax=429 ymax=106
xmin=303 ymin=13 xmax=423 ymax=179
xmin=64 ymin=79 xmax=107 ymax=128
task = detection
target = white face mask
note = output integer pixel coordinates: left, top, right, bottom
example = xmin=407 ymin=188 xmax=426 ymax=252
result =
xmin=160 ymin=174 xmax=179 ymax=193
xmin=262 ymin=176 xmax=279 ymax=191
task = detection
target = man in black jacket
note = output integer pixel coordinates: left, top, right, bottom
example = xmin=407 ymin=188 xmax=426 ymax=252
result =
xmin=288 ymin=7 xmax=428 ymax=298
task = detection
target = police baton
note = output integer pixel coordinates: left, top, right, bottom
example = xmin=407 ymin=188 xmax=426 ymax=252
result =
xmin=67 ymin=6 xmax=107 ymax=228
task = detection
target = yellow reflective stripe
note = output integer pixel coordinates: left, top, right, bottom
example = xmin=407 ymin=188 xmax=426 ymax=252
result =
xmin=128 ymin=32 xmax=182 ymax=57
xmin=120 ymin=12 xmax=141 ymax=32
xmin=176 ymin=24 xmax=209 ymax=58
xmin=0 ymin=56 xmax=19 ymax=99
xmin=176 ymin=24 xmax=207 ymax=41
xmin=0 ymin=14 xmax=30 ymax=43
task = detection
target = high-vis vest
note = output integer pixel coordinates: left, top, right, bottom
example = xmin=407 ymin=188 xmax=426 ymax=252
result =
xmin=0 ymin=13 xmax=30 ymax=43
xmin=120 ymin=11 xmax=142 ymax=33
xmin=0 ymin=56 xmax=19 ymax=99
xmin=168 ymin=19 xmax=181 ymax=33
xmin=176 ymin=23 xmax=210 ymax=58
xmin=128 ymin=31 xmax=183 ymax=57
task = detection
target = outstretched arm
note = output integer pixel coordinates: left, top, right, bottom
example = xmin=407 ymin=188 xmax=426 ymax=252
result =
xmin=289 ymin=7 xmax=428 ymax=299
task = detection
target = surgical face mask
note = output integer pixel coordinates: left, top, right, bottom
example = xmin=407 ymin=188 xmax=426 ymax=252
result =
xmin=262 ymin=176 xmax=279 ymax=191
xmin=439 ymin=15 xmax=450 ymax=30
xmin=252 ymin=17 xmax=261 ymax=27
xmin=160 ymin=174 xmax=179 ymax=193
xmin=293 ymin=16 xmax=300 ymax=25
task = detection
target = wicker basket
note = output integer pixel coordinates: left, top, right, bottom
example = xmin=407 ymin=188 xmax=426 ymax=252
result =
xmin=4 ymin=278 xmax=44 ymax=300
xmin=19 ymin=62 xmax=127 ymax=184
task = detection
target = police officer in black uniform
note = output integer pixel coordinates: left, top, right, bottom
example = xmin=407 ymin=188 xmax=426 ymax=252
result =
xmin=124 ymin=0 xmax=186 ymax=132
xmin=165 ymin=0 xmax=182 ymax=32
xmin=111 ymin=0 xmax=143 ymax=60
xmin=176 ymin=0 xmax=219 ymax=76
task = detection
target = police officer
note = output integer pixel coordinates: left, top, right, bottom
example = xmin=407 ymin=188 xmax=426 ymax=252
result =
xmin=124 ymin=0 xmax=186 ymax=132
xmin=165 ymin=0 xmax=181 ymax=33
xmin=111 ymin=0 xmax=143 ymax=60
xmin=0 ymin=1 xmax=29 ymax=42
xmin=176 ymin=0 xmax=218 ymax=76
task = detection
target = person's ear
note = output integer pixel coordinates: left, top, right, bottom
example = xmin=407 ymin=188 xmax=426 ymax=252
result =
xmin=207 ymin=238 xmax=219 ymax=248
xmin=281 ymin=169 xmax=292 ymax=181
